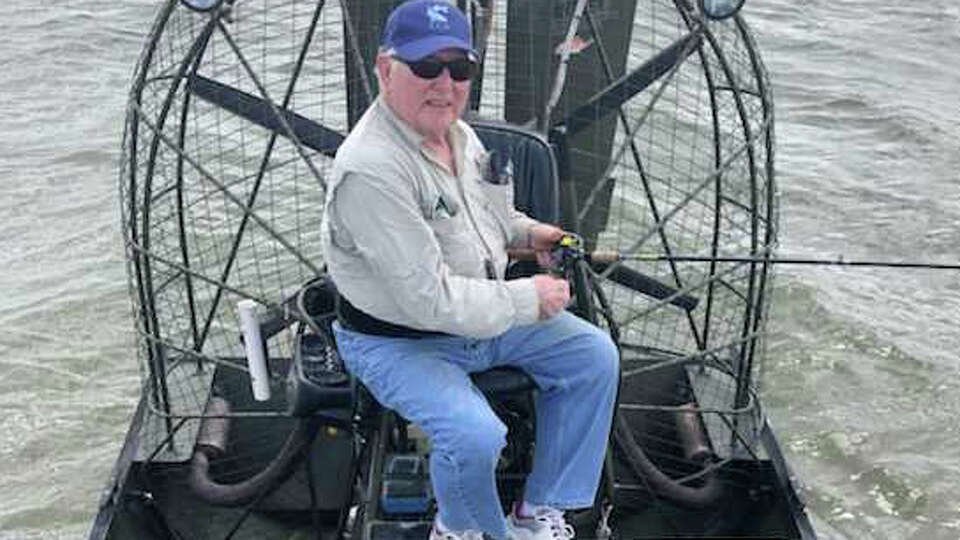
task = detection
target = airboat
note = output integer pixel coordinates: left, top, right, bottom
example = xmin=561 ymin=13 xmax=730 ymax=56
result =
xmin=89 ymin=0 xmax=818 ymax=538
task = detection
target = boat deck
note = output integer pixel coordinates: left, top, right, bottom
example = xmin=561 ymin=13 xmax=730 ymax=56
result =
xmin=101 ymin=455 xmax=806 ymax=539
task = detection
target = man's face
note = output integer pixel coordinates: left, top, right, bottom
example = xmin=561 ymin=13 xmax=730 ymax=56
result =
xmin=377 ymin=48 xmax=471 ymax=143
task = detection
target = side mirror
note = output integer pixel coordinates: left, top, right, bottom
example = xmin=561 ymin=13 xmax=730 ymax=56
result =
xmin=180 ymin=0 xmax=223 ymax=12
xmin=700 ymin=0 xmax=746 ymax=20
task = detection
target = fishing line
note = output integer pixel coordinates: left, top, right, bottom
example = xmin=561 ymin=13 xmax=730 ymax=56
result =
xmin=600 ymin=253 xmax=960 ymax=271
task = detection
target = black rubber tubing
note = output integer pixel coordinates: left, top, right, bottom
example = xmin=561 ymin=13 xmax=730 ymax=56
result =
xmin=613 ymin=413 xmax=724 ymax=508
xmin=188 ymin=409 xmax=319 ymax=507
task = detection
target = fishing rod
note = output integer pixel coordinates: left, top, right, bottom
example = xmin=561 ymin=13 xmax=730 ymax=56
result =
xmin=592 ymin=253 xmax=960 ymax=271
xmin=509 ymin=237 xmax=959 ymax=315
xmin=510 ymin=240 xmax=960 ymax=272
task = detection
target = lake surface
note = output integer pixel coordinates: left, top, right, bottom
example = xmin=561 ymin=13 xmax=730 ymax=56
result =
xmin=0 ymin=1 xmax=957 ymax=538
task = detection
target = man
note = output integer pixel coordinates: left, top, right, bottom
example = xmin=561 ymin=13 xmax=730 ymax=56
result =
xmin=321 ymin=1 xmax=618 ymax=538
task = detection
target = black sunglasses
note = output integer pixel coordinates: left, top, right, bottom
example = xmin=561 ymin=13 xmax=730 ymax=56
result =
xmin=395 ymin=56 xmax=478 ymax=82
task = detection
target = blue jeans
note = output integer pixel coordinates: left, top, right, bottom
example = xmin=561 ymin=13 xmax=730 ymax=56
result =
xmin=332 ymin=311 xmax=619 ymax=539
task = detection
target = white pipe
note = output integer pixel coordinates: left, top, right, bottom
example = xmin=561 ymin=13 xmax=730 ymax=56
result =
xmin=237 ymin=299 xmax=271 ymax=401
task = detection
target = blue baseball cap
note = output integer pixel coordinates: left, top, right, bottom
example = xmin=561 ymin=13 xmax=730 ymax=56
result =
xmin=381 ymin=0 xmax=477 ymax=62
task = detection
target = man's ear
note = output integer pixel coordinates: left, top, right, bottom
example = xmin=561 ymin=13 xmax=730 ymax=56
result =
xmin=375 ymin=54 xmax=393 ymax=87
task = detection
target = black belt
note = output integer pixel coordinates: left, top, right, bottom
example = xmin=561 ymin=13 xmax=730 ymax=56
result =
xmin=337 ymin=295 xmax=449 ymax=339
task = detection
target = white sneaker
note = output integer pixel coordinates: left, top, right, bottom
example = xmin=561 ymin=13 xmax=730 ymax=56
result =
xmin=506 ymin=504 xmax=575 ymax=540
xmin=429 ymin=523 xmax=485 ymax=540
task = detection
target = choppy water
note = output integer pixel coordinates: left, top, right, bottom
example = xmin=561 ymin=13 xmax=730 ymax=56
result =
xmin=1 ymin=1 xmax=958 ymax=539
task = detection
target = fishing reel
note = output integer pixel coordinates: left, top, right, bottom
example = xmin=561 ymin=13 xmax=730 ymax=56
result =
xmin=546 ymin=233 xmax=586 ymax=280
xmin=545 ymin=233 xmax=605 ymax=325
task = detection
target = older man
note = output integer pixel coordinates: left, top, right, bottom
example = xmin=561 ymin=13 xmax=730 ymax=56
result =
xmin=321 ymin=1 xmax=618 ymax=538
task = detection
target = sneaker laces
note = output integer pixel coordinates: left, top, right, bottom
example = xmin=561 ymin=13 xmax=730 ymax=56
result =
xmin=533 ymin=508 xmax=575 ymax=540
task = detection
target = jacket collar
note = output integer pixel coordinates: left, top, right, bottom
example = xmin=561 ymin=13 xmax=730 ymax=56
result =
xmin=375 ymin=96 xmax=468 ymax=175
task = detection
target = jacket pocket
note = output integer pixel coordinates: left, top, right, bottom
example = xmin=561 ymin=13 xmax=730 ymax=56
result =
xmin=426 ymin=214 xmax=463 ymax=236
xmin=476 ymin=182 xmax=512 ymax=240
xmin=426 ymin=214 xmax=484 ymax=276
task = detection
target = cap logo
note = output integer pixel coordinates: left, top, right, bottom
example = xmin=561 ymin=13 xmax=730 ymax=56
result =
xmin=426 ymin=4 xmax=450 ymax=30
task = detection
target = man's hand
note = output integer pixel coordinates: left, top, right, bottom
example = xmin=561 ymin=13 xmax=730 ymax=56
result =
xmin=533 ymin=274 xmax=570 ymax=319
xmin=530 ymin=223 xmax=565 ymax=268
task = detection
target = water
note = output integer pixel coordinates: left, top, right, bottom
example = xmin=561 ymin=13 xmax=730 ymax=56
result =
xmin=0 ymin=1 xmax=957 ymax=538
xmin=751 ymin=2 xmax=960 ymax=538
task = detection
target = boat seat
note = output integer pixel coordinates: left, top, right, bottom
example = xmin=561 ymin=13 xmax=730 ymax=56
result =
xmin=470 ymin=119 xmax=561 ymax=224
xmin=470 ymin=119 xmax=561 ymax=282
xmin=285 ymin=121 xmax=560 ymax=416
xmin=470 ymin=365 xmax=535 ymax=395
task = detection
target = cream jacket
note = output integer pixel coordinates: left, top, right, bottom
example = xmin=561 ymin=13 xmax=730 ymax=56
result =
xmin=321 ymin=97 xmax=541 ymax=338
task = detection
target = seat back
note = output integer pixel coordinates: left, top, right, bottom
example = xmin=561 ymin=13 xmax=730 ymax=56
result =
xmin=470 ymin=120 xmax=560 ymax=224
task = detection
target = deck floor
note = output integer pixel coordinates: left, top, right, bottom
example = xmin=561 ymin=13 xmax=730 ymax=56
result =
xmin=103 ymin=458 xmax=802 ymax=540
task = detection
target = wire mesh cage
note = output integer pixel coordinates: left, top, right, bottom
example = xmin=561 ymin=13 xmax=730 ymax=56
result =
xmin=120 ymin=0 xmax=776 ymax=520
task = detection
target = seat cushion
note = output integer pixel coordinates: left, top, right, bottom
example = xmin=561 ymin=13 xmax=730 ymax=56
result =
xmin=470 ymin=366 xmax=537 ymax=395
